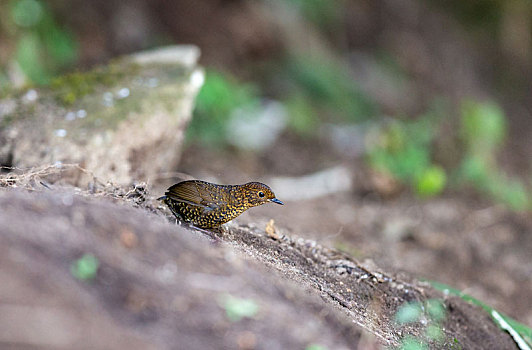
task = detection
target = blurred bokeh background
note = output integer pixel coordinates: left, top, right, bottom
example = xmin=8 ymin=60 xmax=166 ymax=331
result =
xmin=1 ymin=0 xmax=532 ymax=325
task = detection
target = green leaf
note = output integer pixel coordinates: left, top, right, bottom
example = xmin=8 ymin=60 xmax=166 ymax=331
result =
xmin=288 ymin=0 xmax=340 ymax=28
xmin=190 ymin=70 xmax=259 ymax=146
xmin=15 ymin=33 xmax=50 ymax=84
xmin=70 ymin=253 xmax=99 ymax=281
xmin=426 ymin=324 xmax=444 ymax=341
xmin=494 ymin=178 xmax=529 ymax=211
xmin=305 ymin=344 xmax=327 ymax=350
xmin=460 ymin=155 xmax=490 ymax=185
xmin=395 ymin=302 xmax=422 ymax=324
xmin=400 ymin=336 xmax=427 ymax=350
xmin=285 ymin=94 xmax=319 ymax=137
xmin=425 ymin=299 xmax=446 ymax=322
xmin=11 ymin=0 xmax=44 ymax=27
xmin=41 ymin=19 xmax=78 ymax=66
xmin=285 ymin=55 xmax=378 ymax=122
xmin=218 ymin=294 xmax=259 ymax=322
xmin=429 ymin=280 xmax=532 ymax=349
xmin=366 ymin=117 xmax=435 ymax=186
xmin=491 ymin=310 xmax=531 ymax=350
xmin=416 ymin=166 xmax=447 ymax=197
xmin=461 ymin=100 xmax=506 ymax=154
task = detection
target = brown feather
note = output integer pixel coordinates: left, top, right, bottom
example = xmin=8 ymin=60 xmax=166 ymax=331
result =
xmin=165 ymin=181 xmax=222 ymax=210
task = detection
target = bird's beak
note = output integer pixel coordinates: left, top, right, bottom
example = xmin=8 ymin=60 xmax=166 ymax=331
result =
xmin=270 ymin=198 xmax=284 ymax=205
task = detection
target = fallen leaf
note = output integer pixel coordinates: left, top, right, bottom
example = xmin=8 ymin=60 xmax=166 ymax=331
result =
xmin=265 ymin=219 xmax=280 ymax=240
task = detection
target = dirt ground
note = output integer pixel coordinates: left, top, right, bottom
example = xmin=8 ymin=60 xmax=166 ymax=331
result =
xmin=0 ymin=189 xmax=364 ymax=349
xmin=177 ymin=139 xmax=532 ymax=329
xmin=0 ymin=169 xmax=522 ymax=349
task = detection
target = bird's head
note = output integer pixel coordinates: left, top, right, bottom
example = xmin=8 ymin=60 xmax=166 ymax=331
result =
xmin=242 ymin=182 xmax=284 ymax=207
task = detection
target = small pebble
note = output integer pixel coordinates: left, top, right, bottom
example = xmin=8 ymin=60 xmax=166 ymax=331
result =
xmin=76 ymin=109 xmax=87 ymax=118
xmin=65 ymin=112 xmax=76 ymax=121
xmin=54 ymin=129 xmax=67 ymax=137
xmin=120 ymin=228 xmax=138 ymax=248
xmin=117 ymin=87 xmax=130 ymax=99
xmin=24 ymin=89 xmax=38 ymax=102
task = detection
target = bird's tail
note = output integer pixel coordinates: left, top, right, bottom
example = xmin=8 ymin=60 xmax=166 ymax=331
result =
xmin=157 ymin=195 xmax=167 ymax=201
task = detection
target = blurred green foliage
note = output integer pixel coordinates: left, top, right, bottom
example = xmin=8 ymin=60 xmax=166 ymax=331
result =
xmin=461 ymin=154 xmax=529 ymax=210
xmin=305 ymin=344 xmax=328 ymax=350
xmin=400 ymin=337 xmax=427 ymax=350
xmin=189 ymin=70 xmax=260 ymax=146
xmin=461 ymin=100 xmax=506 ymax=154
xmin=2 ymin=0 xmax=78 ymax=86
xmin=425 ymin=324 xmax=444 ymax=343
xmin=11 ymin=0 xmax=44 ymax=27
xmin=284 ymin=94 xmax=319 ymax=137
xmin=430 ymin=281 xmax=532 ymax=348
xmin=395 ymin=298 xmax=447 ymax=349
xmin=395 ymin=301 xmax=423 ymax=324
xmin=459 ymin=100 xmax=529 ymax=210
xmin=426 ymin=299 xmax=446 ymax=323
xmin=218 ymin=294 xmax=259 ymax=322
xmin=416 ymin=166 xmax=447 ymax=198
xmin=70 ymin=253 xmax=99 ymax=281
xmin=365 ymin=99 xmax=530 ymax=209
xmin=395 ymin=299 xmax=445 ymax=326
xmin=367 ymin=112 xmax=447 ymax=198
xmin=368 ymin=119 xmax=432 ymax=182
xmin=190 ymin=55 xmax=378 ymax=145
xmin=288 ymin=0 xmax=342 ymax=29
xmin=285 ymin=55 xmax=378 ymax=123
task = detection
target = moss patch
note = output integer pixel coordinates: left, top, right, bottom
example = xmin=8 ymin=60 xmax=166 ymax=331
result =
xmin=50 ymin=62 xmax=138 ymax=106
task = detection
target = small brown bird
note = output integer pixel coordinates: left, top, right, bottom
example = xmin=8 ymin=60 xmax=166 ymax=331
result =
xmin=159 ymin=180 xmax=283 ymax=229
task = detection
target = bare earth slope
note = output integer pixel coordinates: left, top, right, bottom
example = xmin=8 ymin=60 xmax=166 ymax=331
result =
xmin=0 ymin=188 xmax=518 ymax=349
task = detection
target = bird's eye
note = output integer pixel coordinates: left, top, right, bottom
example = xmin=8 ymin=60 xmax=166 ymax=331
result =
xmin=258 ymin=191 xmax=265 ymax=198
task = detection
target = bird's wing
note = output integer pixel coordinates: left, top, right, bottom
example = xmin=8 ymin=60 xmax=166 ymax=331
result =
xmin=165 ymin=181 xmax=223 ymax=211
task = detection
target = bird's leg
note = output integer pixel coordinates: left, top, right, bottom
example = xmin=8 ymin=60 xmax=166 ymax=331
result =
xmin=168 ymin=215 xmax=183 ymax=226
xmin=218 ymin=225 xmax=229 ymax=236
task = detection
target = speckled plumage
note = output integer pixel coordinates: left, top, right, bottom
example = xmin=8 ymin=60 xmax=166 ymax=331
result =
xmin=160 ymin=180 xmax=283 ymax=228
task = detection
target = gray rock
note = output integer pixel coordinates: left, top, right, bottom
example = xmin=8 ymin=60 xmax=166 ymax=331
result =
xmin=0 ymin=45 xmax=203 ymax=185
